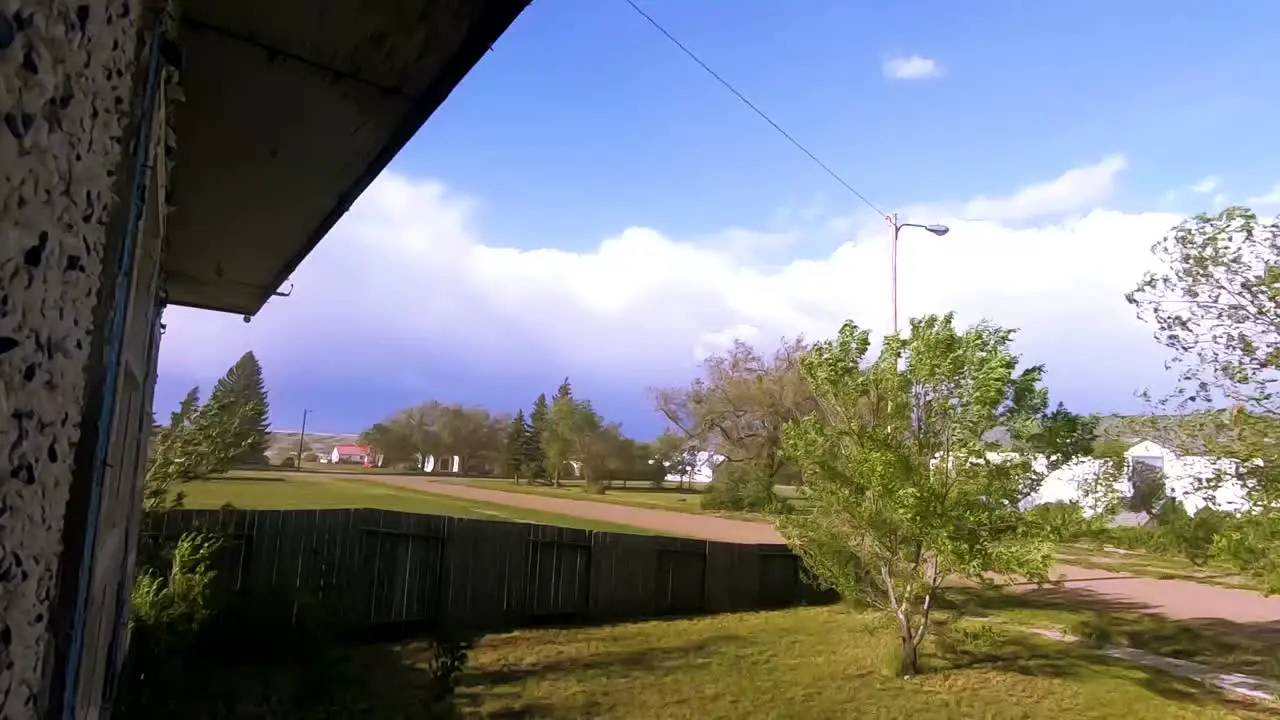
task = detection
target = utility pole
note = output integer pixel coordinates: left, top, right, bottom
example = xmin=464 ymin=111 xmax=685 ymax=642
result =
xmin=888 ymin=213 xmax=899 ymax=335
xmin=296 ymin=409 xmax=310 ymax=468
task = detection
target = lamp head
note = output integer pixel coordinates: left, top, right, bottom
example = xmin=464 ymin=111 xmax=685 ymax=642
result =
xmin=925 ymin=224 xmax=950 ymax=237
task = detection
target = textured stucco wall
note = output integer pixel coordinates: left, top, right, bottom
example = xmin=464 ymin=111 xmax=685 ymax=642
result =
xmin=0 ymin=0 xmax=142 ymax=716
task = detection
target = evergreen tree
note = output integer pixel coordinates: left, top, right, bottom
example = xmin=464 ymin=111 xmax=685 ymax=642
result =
xmin=171 ymin=386 xmax=200 ymax=428
xmin=528 ymin=393 xmax=550 ymax=480
xmin=554 ymin=377 xmax=573 ymax=402
xmin=504 ymin=410 xmax=528 ymax=478
xmin=207 ymin=351 xmax=271 ymax=464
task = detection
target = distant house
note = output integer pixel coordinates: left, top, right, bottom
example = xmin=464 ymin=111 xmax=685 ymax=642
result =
xmin=331 ymin=445 xmax=371 ymax=465
xmin=1020 ymin=440 xmax=1251 ymax=516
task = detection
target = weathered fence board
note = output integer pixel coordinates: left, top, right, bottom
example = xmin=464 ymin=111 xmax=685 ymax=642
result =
xmin=142 ymin=508 xmax=836 ymax=636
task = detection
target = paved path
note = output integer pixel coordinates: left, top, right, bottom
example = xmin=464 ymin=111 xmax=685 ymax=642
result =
xmin=366 ymin=476 xmax=1280 ymax=625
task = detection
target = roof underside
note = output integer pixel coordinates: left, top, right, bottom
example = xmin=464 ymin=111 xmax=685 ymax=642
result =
xmin=164 ymin=0 xmax=530 ymax=315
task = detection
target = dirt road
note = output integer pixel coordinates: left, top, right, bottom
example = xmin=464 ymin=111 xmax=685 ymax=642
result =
xmin=368 ymin=475 xmax=782 ymax=543
xmin=366 ymin=476 xmax=1280 ymax=625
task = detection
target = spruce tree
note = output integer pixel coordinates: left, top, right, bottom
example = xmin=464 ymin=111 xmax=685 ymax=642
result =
xmin=528 ymin=393 xmax=550 ymax=480
xmin=207 ymin=351 xmax=271 ymax=464
xmin=504 ymin=410 xmax=530 ymax=479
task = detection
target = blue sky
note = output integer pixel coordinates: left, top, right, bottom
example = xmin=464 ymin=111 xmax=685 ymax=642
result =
xmin=156 ymin=0 xmax=1280 ymax=439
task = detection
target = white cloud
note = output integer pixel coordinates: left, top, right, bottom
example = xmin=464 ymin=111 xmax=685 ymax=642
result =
xmin=1190 ymin=176 xmax=1220 ymax=194
xmin=158 ymin=157 xmax=1183 ymax=416
xmin=883 ymin=55 xmax=944 ymax=80
xmin=937 ymin=155 xmax=1129 ymax=223
xmin=1247 ymin=184 xmax=1280 ymax=208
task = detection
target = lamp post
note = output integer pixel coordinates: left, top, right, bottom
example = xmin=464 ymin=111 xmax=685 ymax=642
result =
xmin=887 ymin=213 xmax=950 ymax=335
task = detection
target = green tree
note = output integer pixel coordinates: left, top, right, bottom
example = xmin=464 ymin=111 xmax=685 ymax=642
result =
xmin=528 ymin=394 xmax=550 ymax=481
xmin=653 ymin=338 xmax=816 ymax=510
xmin=206 ymin=351 xmax=271 ymax=464
xmin=542 ymin=383 xmax=579 ymax=486
xmin=504 ymin=410 xmax=533 ymax=480
xmin=1127 ymin=206 xmax=1280 ymax=588
xmin=779 ymin=314 xmax=1096 ymax=676
xmin=360 ymin=422 xmax=417 ymax=467
xmin=1091 ymin=437 xmax=1131 ymax=460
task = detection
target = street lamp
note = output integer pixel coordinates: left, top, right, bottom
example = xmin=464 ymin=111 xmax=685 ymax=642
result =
xmin=887 ymin=213 xmax=950 ymax=335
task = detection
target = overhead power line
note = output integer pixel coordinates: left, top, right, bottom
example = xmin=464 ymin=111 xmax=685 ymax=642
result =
xmin=622 ymin=0 xmax=886 ymax=218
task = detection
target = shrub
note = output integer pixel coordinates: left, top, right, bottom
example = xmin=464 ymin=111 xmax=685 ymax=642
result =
xmin=701 ymin=462 xmax=786 ymax=513
xmin=116 ymin=531 xmax=473 ymax=719
xmin=301 ymin=452 xmax=318 ymax=462
xmin=1025 ymin=502 xmax=1091 ymax=542
xmin=279 ymin=456 xmax=296 ymax=468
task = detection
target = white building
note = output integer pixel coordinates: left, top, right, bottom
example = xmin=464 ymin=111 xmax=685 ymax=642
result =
xmin=1020 ymin=440 xmax=1252 ymax=516
xmin=662 ymin=451 xmax=722 ymax=486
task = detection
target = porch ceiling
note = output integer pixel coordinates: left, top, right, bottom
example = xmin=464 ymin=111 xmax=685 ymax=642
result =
xmin=163 ymin=0 xmax=530 ymax=315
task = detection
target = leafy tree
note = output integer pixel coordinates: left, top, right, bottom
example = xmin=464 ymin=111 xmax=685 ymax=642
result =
xmin=359 ymin=422 xmax=417 ymax=467
xmin=542 ymin=384 xmax=582 ymax=487
xmin=779 ymin=314 xmax=1095 ymax=676
xmin=206 ymin=351 xmax=271 ymax=465
xmin=145 ymin=394 xmax=266 ymax=510
xmin=1127 ymin=206 xmax=1280 ymax=588
xmin=653 ymin=337 xmax=817 ymax=510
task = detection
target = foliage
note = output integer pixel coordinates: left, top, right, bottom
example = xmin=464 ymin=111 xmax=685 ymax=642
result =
xmin=653 ymin=337 xmax=816 ymax=509
xmin=207 ymin=351 xmax=272 ymax=465
xmin=1126 ymin=462 xmax=1170 ymax=517
xmin=368 ymin=402 xmax=508 ymax=473
xmin=527 ymin=393 xmax=550 ymax=478
xmin=503 ymin=410 xmax=541 ymax=480
xmin=145 ymin=391 xmax=266 ymax=510
xmin=701 ymin=461 xmax=785 ymax=512
xmin=1127 ymin=206 xmax=1280 ymax=588
xmin=119 ymin=531 xmax=474 ymax=718
xmin=1091 ymin=436 xmax=1131 ymax=460
xmin=301 ymin=451 xmax=318 ymax=463
xmin=778 ymin=313 xmax=1093 ymax=675
xmin=1024 ymin=502 xmax=1095 ymax=543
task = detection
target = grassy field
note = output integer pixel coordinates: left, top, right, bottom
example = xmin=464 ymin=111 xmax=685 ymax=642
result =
xmin=374 ymin=589 xmax=1276 ymax=719
xmin=1054 ymin=544 xmax=1262 ymax=592
xmin=178 ymin=471 xmax=657 ymax=535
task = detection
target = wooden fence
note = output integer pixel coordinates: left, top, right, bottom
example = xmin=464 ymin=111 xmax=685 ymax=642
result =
xmin=140 ymin=508 xmax=834 ymax=634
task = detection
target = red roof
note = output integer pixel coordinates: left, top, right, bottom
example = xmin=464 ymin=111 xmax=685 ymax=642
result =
xmin=334 ymin=445 xmax=369 ymax=455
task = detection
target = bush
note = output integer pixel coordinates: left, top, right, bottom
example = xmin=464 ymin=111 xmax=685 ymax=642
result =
xmin=301 ymin=452 xmax=318 ymax=462
xmin=116 ymin=532 xmax=473 ymax=719
xmin=279 ymin=456 xmax=296 ymax=468
xmin=1025 ymin=502 xmax=1091 ymax=542
xmin=701 ymin=462 xmax=786 ymax=513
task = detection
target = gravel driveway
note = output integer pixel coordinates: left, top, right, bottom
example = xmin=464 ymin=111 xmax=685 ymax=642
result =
xmin=366 ymin=476 xmax=1280 ymax=625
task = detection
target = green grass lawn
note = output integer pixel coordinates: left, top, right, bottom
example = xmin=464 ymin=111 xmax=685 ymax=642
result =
xmin=1053 ymin=544 xmax=1262 ymax=592
xmin=178 ymin=471 xmax=657 ymax=535
xmin=377 ymin=593 xmax=1275 ymax=719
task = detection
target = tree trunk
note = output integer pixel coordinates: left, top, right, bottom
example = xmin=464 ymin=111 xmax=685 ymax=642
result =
xmin=899 ymin=627 xmax=920 ymax=676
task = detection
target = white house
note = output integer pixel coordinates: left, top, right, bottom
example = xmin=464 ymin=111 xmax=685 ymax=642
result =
xmin=330 ymin=445 xmax=371 ymax=465
xmin=1019 ymin=440 xmax=1252 ymax=516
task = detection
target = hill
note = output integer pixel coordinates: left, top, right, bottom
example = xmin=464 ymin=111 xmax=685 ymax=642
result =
xmin=265 ymin=430 xmax=360 ymax=462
